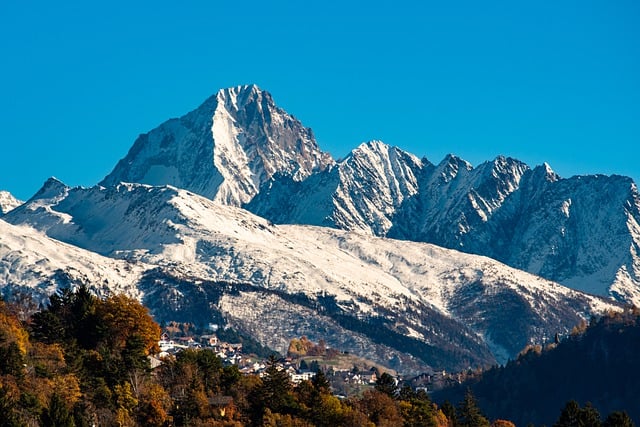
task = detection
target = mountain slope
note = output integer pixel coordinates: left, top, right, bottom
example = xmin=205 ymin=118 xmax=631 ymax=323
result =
xmin=248 ymin=140 xmax=640 ymax=305
xmin=3 ymin=179 xmax=619 ymax=373
xmin=101 ymin=84 xmax=334 ymax=206
xmin=0 ymin=218 xmax=144 ymax=301
xmin=248 ymin=141 xmax=426 ymax=235
xmin=95 ymin=85 xmax=640 ymax=305
xmin=0 ymin=190 xmax=22 ymax=215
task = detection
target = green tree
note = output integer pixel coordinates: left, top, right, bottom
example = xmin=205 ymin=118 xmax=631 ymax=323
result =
xmin=41 ymin=393 xmax=76 ymax=427
xmin=440 ymin=400 xmax=457 ymax=426
xmin=457 ymin=389 xmax=490 ymax=427
xmin=311 ymin=369 xmax=331 ymax=394
xmin=580 ymin=402 xmax=602 ymax=427
xmin=554 ymin=401 xmax=602 ymax=427
xmin=398 ymin=383 xmax=416 ymax=401
xmin=0 ymin=385 xmax=21 ymax=427
xmin=375 ymin=372 xmax=398 ymax=397
xmin=250 ymin=355 xmax=297 ymax=423
xmin=0 ymin=337 xmax=24 ymax=378
xmin=603 ymin=411 xmax=635 ymax=427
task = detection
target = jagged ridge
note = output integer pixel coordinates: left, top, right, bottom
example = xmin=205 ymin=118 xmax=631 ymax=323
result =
xmin=2 ymin=180 xmax=620 ymax=373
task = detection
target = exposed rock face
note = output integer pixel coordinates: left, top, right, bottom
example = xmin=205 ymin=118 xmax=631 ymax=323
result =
xmin=101 ymin=84 xmax=333 ymax=206
xmin=249 ymin=143 xmax=640 ymax=305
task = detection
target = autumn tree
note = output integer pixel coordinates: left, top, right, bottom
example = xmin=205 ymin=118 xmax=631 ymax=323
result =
xmin=398 ymin=386 xmax=437 ymax=427
xmin=356 ymin=389 xmax=403 ymax=426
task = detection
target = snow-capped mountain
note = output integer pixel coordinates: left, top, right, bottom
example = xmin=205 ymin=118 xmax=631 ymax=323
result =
xmin=0 ymin=219 xmax=144 ymax=301
xmin=2 ymin=84 xmax=638 ymax=374
xmin=0 ymin=190 xmax=22 ymax=215
xmin=97 ymin=85 xmax=640 ymax=305
xmin=101 ymin=84 xmax=333 ymax=206
xmin=248 ymin=141 xmax=425 ymax=235
xmin=3 ymin=179 xmax=619 ymax=373
xmin=248 ymin=142 xmax=640 ymax=305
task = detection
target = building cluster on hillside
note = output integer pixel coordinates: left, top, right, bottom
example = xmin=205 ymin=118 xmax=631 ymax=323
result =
xmin=154 ymin=331 xmax=319 ymax=384
xmin=329 ymin=368 xmax=378 ymax=386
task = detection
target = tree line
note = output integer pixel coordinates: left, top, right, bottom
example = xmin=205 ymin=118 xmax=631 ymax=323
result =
xmin=0 ymin=287 xmax=636 ymax=426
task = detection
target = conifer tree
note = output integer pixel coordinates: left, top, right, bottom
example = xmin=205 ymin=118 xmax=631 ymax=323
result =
xmin=603 ymin=411 xmax=635 ymax=427
xmin=457 ymin=389 xmax=490 ymax=427
xmin=311 ymin=369 xmax=331 ymax=394
xmin=375 ymin=372 xmax=398 ymax=397
xmin=41 ymin=393 xmax=76 ymax=427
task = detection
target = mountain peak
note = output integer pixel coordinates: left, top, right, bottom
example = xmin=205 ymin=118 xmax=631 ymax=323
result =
xmin=31 ymin=177 xmax=69 ymax=201
xmin=350 ymin=140 xmax=390 ymax=156
xmin=101 ymin=85 xmax=333 ymax=206
xmin=531 ymin=162 xmax=560 ymax=182
xmin=215 ymin=84 xmax=267 ymax=109
xmin=0 ymin=191 xmax=23 ymax=215
xmin=436 ymin=154 xmax=473 ymax=182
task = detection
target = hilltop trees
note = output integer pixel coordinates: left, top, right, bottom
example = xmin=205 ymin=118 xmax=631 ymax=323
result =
xmin=3 ymin=288 xmax=637 ymax=426
xmin=433 ymin=308 xmax=640 ymax=426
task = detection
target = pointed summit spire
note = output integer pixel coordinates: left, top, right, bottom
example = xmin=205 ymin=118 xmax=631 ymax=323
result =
xmin=101 ymin=85 xmax=333 ymax=206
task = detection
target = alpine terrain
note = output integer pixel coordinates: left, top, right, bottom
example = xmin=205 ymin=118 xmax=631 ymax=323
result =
xmin=0 ymin=190 xmax=22 ymax=215
xmin=2 ymin=179 xmax=618 ymax=374
xmin=0 ymin=84 xmax=636 ymax=374
xmin=101 ymin=85 xmax=640 ymax=305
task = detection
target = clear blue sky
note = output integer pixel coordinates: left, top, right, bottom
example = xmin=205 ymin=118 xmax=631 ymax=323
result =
xmin=1 ymin=1 xmax=638 ymax=200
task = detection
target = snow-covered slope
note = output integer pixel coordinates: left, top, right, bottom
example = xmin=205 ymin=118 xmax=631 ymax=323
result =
xmin=0 ymin=190 xmax=23 ymax=215
xmin=101 ymin=84 xmax=333 ymax=206
xmin=0 ymin=218 xmax=144 ymax=301
xmin=3 ymin=180 xmax=619 ymax=373
xmin=248 ymin=139 xmax=640 ymax=305
xmin=96 ymin=85 xmax=640 ymax=304
xmin=248 ymin=141 xmax=427 ymax=234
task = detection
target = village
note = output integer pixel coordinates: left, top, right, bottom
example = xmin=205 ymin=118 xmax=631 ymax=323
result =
xmin=152 ymin=323 xmax=460 ymax=396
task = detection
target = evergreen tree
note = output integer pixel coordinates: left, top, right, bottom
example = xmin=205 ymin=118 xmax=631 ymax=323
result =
xmin=41 ymin=393 xmax=76 ymax=427
xmin=580 ymin=402 xmax=602 ymax=427
xmin=0 ymin=386 xmax=20 ymax=427
xmin=0 ymin=337 xmax=24 ymax=377
xmin=311 ymin=369 xmax=331 ymax=394
xmin=554 ymin=400 xmax=582 ymax=427
xmin=441 ymin=400 xmax=457 ymax=427
xmin=554 ymin=401 xmax=602 ymax=427
xmin=603 ymin=411 xmax=635 ymax=427
xmin=457 ymin=389 xmax=490 ymax=427
xmin=398 ymin=383 xmax=416 ymax=401
xmin=250 ymin=354 xmax=296 ymax=423
xmin=375 ymin=372 xmax=398 ymax=397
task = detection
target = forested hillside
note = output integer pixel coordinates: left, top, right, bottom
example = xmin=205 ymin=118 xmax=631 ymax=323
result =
xmin=433 ymin=308 xmax=640 ymax=426
xmin=0 ymin=287 xmax=452 ymax=426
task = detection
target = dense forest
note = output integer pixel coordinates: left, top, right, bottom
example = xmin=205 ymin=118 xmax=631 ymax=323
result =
xmin=433 ymin=308 xmax=640 ymax=426
xmin=0 ymin=287 xmax=636 ymax=426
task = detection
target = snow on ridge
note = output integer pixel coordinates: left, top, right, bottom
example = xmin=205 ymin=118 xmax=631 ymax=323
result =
xmin=0 ymin=191 xmax=23 ymax=215
xmin=1 ymin=182 xmax=624 ymax=368
xmin=0 ymin=219 xmax=144 ymax=298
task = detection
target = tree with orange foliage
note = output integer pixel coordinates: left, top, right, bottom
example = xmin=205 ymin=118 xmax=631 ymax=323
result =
xmin=95 ymin=294 xmax=161 ymax=355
